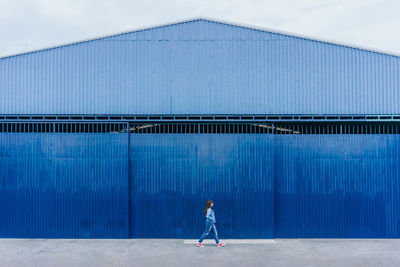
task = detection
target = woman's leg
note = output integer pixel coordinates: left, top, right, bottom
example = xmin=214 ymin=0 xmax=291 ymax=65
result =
xmin=198 ymin=223 xmax=212 ymax=243
xmin=211 ymin=224 xmax=220 ymax=244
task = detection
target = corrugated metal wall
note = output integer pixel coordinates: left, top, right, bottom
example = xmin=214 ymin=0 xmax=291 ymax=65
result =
xmin=275 ymin=135 xmax=400 ymax=238
xmin=1 ymin=131 xmax=399 ymax=238
xmin=130 ymin=134 xmax=275 ymax=238
xmin=0 ymin=133 xmax=128 ymax=238
xmin=1 ymin=19 xmax=399 ymax=115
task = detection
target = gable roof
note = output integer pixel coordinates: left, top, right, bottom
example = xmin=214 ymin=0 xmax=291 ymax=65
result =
xmin=1 ymin=17 xmax=399 ymax=115
xmin=1 ymin=17 xmax=399 ymax=60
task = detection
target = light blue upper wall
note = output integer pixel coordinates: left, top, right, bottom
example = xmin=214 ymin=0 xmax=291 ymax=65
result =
xmin=1 ymin=19 xmax=399 ymax=115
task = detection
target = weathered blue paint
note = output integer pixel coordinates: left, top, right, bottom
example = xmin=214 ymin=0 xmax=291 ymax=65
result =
xmin=275 ymin=135 xmax=400 ymax=238
xmin=1 ymin=19 xmax=399 ymax=115
xmin=0 ymin=134 xmax=129 ymax=238
xmin=129 ymin=134 xmax=275 ymax=238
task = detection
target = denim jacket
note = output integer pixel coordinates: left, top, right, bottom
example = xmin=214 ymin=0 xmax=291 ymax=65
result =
xmin=205 ymin=208 xmax=216 ymax=224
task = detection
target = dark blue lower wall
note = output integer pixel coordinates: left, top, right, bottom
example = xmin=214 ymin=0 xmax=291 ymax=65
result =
xmin=0 ymin=134 xmax=129 ymax=238
xmin=130 ymin=134 xmax=275 ymax=238
xmin=275 ymin=135 xmax=400 ymax=238
xmin=0 ymin=133 xmax=399 ymax=238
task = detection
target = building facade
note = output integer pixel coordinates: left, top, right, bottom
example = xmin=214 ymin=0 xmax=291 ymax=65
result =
xmin=0 ymin=18 xmax=399 ymax=238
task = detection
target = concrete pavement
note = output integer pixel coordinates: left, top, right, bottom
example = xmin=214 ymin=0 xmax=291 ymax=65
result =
xmin=0 ymin=238 xmax=399 ymax=267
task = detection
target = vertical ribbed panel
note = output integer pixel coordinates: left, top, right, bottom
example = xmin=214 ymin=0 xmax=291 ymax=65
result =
xmin=1 ymin=19 xmax=399 ymax=114
xmin=130 ymin=134 xmax=275 ymax=238
xmin=275 ymin=135 xmax=400 ymax=238
xmin=1 ymin=132 xmax=399 ymax=238
xmin=0 ymin=133 xmax=128 ymax=238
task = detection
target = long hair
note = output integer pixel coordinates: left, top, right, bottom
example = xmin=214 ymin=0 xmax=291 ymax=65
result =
xmin=204 ymin=200 xmax=213 ymax=215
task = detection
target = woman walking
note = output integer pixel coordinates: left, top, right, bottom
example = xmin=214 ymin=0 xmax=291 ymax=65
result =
xmin=196 ymin=200 xmax=225 ymax=247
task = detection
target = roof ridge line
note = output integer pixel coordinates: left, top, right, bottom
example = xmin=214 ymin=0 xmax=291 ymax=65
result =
xmin=0 ymin=17 xmax=203 ymax=59
xmin=1 ymin=16 xmax=399 ymax=59
xmin=199 ymin=16 xmax=400 ymax=58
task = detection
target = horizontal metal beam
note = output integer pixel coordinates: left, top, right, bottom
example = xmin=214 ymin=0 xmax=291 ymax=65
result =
xmin=1 ymin=114 xmax=400 ymax=122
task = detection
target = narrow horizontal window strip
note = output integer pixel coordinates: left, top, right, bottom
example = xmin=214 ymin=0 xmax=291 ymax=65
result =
xmin=0 ymin=122 xmax=399 ymax=134
xmin=0 ymin=123 xmax=127 ymax=133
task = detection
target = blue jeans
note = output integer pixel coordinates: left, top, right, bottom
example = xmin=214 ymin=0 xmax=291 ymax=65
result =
xmin=198 ymin=223 xmax=220 ymax=244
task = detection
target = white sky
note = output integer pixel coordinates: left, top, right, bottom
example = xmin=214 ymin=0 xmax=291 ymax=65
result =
xmin=0 ymin=0 xmax=399 ymax=57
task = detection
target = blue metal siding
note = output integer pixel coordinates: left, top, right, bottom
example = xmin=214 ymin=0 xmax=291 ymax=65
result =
xmin=275 ymin=135 xmax=400 ymax=238
xmin=0 ymin=133 xmax=129 ymax=238
xmin=1 ymin=19 xmax=399 ymax=115
xmin=129 ymin=134 xmax=275 ymax=238
xmin=1 ymin=131 xmax=400 ymax=238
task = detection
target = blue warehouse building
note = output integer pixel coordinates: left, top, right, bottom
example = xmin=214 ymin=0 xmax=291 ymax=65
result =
xmin=0 ymin=18 xmax=399 ymax=238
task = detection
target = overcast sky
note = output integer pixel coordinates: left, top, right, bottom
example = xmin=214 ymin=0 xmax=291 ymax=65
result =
xmin=0 ymin=0 xmax=399 ymax=57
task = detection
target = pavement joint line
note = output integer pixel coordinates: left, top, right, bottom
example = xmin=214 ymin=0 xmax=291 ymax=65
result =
xmin=183 ymin=239 xmax=276 ymax=244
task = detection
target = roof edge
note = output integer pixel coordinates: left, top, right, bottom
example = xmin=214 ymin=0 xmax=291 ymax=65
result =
xmin=202 ymin=16 xmax=400 ymax=58
xmin=1 ymin=16 xmax=399 ymax=59
xmin=0 ymin=17 xmax=203 ymax=60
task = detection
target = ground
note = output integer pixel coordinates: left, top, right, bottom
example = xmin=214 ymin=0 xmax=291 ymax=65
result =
xmin=0 ymin=239 xmax=399 ymax=267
